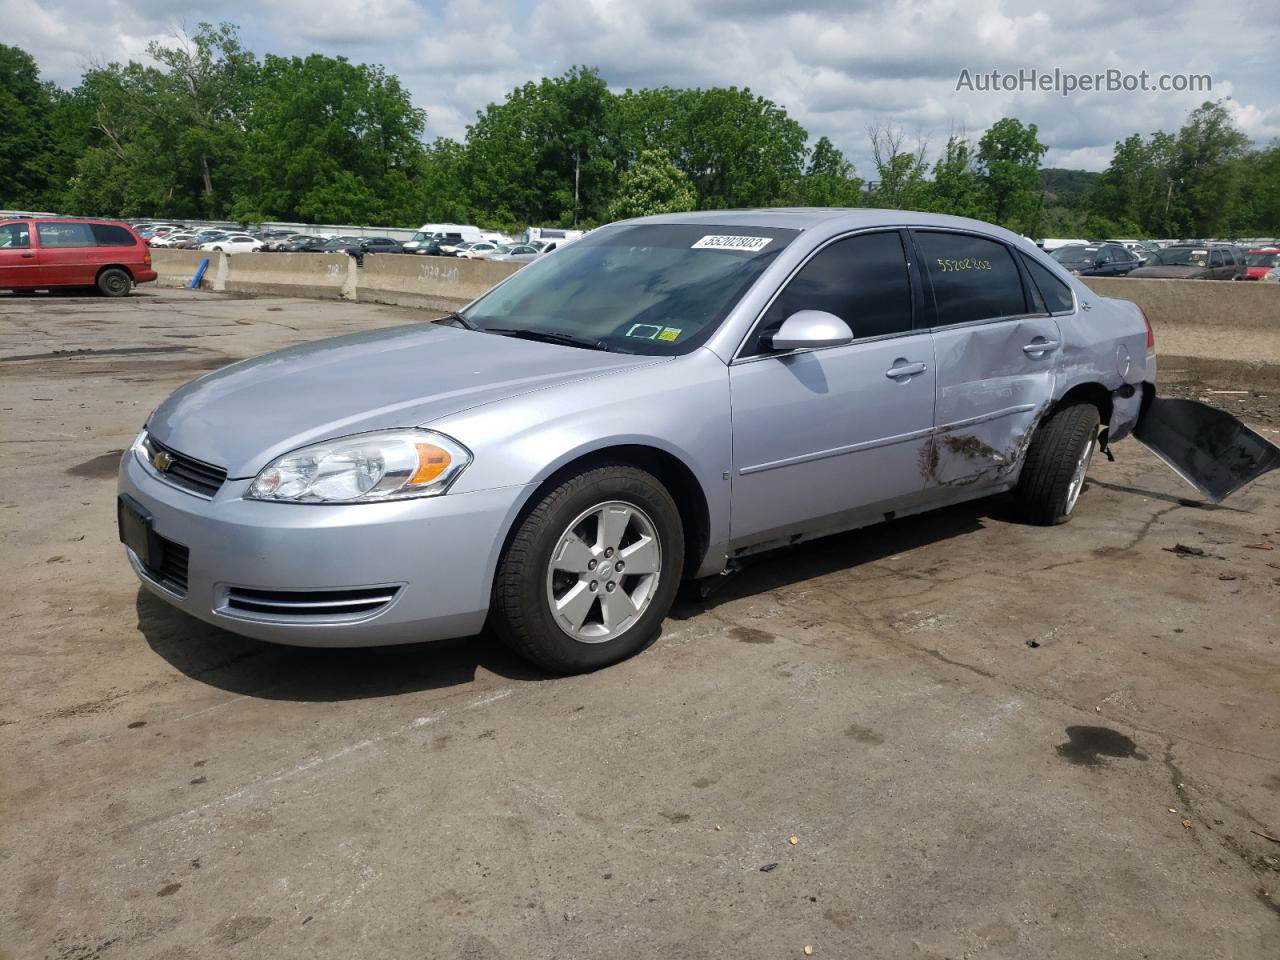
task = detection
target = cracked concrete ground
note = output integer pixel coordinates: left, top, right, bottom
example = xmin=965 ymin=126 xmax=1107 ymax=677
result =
xmin=2 ymin=289 xmax=1279 ymax=960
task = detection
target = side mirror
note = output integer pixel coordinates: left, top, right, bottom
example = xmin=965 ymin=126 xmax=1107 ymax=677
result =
xmin=768 ymin=311 xmax=854 ymax=352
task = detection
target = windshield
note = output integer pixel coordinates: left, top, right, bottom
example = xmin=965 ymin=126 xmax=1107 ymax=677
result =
xmin=461 ymin=222 xmax=797 ymax=355
xmin=1246 ymin=252 xmax=1280 ymax=268
xmin=1051 ymin=245 xmax=1099 ymax=263
xmin=1158 ymin=248 xmax=1211 ymax=266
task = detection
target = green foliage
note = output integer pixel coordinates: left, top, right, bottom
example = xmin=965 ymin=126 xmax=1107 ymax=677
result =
xmin=607 ymin=149 xmax=696 ymax=220
xmin=794 ymin=136 xmax=862 ymax=207
xmin=977 ymin=118 xmax=1048 ymax=234
xmin=5 ymin=30 xmax=1278 ymax=238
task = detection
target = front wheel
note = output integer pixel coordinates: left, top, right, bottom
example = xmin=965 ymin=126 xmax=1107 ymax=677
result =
xmin=96 ymin=268 xmax=132 ymax=298
xmin=490 ymin=464 xmax=685 ymax=674
xmin=1014 ymin=403 xmax=1100 ymax=525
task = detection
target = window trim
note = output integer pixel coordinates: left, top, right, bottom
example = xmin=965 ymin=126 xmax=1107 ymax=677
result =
xmin=910 ymin=227 xmax=1047 ymax=332
xmin=1018 ymin=250 xmax=1079 ymax=317
xmin=730 ymin=226 xmax=923 ymax=364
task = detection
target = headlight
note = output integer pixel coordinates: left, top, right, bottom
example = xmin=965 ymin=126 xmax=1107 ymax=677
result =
xmin=246 ymin=430 xmax=471 ymax=503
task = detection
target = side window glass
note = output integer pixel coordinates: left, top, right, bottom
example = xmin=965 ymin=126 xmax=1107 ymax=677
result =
xmin=745 ymin=231 xmax=913 ymax=355
xmin=915 ymin=231 xmax=1027 ymax=326
xmin=1020 ymin=254 xmax=1075 ymax=314
xmin=0 ymin=223 xmax=32 ymax=248
xmin=37 ymin=222 xmax=95 ymax=248
xmin=90 ymin=224 xmax=135 ymax=247
xmin=1209 ymin=251 xmax=1223 ymax=267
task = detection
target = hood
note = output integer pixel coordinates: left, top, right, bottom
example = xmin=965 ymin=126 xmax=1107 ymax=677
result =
xmin=1127 ymin=265 xmax=1209 ymax=279
xmin=149 ymin=323 xmax=657 ymax=478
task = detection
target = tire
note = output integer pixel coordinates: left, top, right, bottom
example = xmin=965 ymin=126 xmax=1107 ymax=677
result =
xmin=96 ymin=268 xmax=132 ymax=298
xmin=1014 ymin=403 xmax=1101 ymax=525
xmin=491 ymin=464 xmax=685 ymax=674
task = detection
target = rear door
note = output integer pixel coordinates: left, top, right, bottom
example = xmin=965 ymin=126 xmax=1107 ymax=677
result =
xmin=0 ymin=222 xmax=39 ymax=288
xmin=912 ymin=229 xmax=1061 ymax=489
xmin=35 ymin=221 xmax=97 ymax=285
xmin=728 ymin=229 xmax=936 ymax=549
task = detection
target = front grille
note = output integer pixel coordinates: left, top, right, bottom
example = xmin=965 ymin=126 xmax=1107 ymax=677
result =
xmin=224 ymin=586 xmax=400 ymax=620
xmin=147 ymin=436 xmax=227 ymax=498
xmin=141 ymin=537 xmax=189 ymax=595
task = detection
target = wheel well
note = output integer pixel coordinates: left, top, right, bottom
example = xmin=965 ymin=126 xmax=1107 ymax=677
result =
xmin=1053 ymin=382 xmax=1112 ymax=425
xmin=96 ymin=264 xmax=134 ymax=282
xmin=504 ymin=445 xmax=712 ymax=581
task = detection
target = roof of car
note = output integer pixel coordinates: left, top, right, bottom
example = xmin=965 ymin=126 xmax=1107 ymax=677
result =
xmin=623 ymin=207 xmax=1036 ymax=246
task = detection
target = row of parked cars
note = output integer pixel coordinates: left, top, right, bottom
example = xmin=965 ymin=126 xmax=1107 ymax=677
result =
xmin=132 ymin=221 xmax=582 ymax=264
xmin=1044 ymin=239 xmax=1280 ymax=281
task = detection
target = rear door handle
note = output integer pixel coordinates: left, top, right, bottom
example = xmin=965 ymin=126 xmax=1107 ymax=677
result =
xmin=885 ymin=360 xmax=928 ymax=380
xmin=1023 ymin=339 xmax=1059 ymax=355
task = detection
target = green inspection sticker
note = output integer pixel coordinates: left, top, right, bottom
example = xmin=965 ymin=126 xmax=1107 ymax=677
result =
xmin=657 ymin=327 xmax=681 ymax=342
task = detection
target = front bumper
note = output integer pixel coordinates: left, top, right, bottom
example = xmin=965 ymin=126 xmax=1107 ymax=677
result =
xmin=119 ymin=450 xmax=532 ymax=646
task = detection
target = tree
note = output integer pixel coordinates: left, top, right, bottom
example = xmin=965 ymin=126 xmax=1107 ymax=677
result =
xmin=922 ymin=133 xmax=990 ymax=219
xmin=795 ymin=136 xmax=861 ymax=207
xmin=0 ymin=44 xmax=56 ymax=207
xmin=977 ymin=117 xmax=1048 ymax=234
xmin=231 ymin=52 xmax=426 ymax=224
xmin=606 ymin=149 xmax=695 ymax=220
xmin=1170 ymin=101 xmax=1250 ymax=236
xmin=866 ymin=123 xmax=929 ymax=209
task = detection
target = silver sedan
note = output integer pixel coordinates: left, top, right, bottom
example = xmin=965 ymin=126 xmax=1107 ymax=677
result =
xmin=119 ymin=209 xmax=1279 ymax=673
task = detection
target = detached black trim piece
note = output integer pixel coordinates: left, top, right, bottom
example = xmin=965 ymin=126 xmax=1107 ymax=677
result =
xmin=1135 ymin=396 xmax=1280 ymax=502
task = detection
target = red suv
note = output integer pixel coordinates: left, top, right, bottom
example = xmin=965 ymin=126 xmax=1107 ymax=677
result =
xmin=0 ymin=218 xmax=157 ymax=296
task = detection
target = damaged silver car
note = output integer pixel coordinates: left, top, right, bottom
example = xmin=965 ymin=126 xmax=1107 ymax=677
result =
xmin=119 ymin=210 xmax=1279 ymax=674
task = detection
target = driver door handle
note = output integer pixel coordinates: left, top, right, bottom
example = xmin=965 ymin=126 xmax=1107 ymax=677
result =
xmin=885 ymin=360 xmax=928 ymax=380
xmin=20 ymin=252 xmax=35 ymax=259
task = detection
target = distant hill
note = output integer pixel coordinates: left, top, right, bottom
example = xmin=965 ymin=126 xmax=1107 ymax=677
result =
xmin=1040 ymin=168 xmax=1100 ymax=207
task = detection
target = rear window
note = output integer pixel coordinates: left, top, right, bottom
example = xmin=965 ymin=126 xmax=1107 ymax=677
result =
xmin=914 ymin=231 xmax=1028 ymax=326
xmin=90 ymin=224 xmax=136 ymax=246
xmin=37 ymin=222 xmax=95 ymax=248
xmin=1021 ymin=254 xmax=1075 ymax=314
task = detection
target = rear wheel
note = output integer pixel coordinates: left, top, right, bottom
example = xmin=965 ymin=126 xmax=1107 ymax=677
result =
xmin=96 ymin=268 xmax=132 ymax=298
xmin=1014 ymin=403 xmax=1101 ymax=525
xmin=491 ymin=464 xmax=685 ymax=674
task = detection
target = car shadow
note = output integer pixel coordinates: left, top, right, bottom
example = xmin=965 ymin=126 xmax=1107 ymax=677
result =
xmin=136 ymin=590 xmax=550 ymax=702
xmin=138 ymin=494 xmax=1002 ymax=700
xmin=670 ymin=494 xmax=998 ymax=619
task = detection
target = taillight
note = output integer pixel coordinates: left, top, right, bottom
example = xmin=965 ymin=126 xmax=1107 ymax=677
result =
xmin=1140 ymin=307 xmax=1154 ymax=349
xmin=144 ymin=249 xmax=151 ymax=266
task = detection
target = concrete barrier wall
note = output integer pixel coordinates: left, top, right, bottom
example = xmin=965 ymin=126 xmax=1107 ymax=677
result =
xmin=223 ymin=252 xmax=354 ymax=299
xmin=358 ymin=254 xmax=523 ymax=310
xmin=1083 ymin=276 xmax=1280 ymax=386
xmin=152 ymin=249 xmax=223 ymax=290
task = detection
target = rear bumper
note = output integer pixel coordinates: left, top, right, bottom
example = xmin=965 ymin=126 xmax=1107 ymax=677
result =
xmin=134 ymin=267 xmax=158 ymax=284
xmin=118 ymin=450 xmax=532 ymax=646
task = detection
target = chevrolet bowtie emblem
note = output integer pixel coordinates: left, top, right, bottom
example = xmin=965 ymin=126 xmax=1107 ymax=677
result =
xmin=152 ymin=450 xmax=174 ymax=472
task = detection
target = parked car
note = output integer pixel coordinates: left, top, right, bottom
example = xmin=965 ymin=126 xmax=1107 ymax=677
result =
xmin=1244 ymin=248 xmax=1280 ymax=280
xmin=439 ymin=240 xmax=475 ymax=257
xmin=1049 ymin=243 xmax=1142 ymax=276
xmin=278 ymin=236 xmax=330 ymax=253
xmin=200 ymin=234 xmax=264 ymax=255
xmin=404 ymin=223 xmax=484 ymax=254
xmin=186 ymin=231 xmax=229 ymax=249
xmin=491 ymin=243 xmax=551 ymax=264
xmin=115 ymin=209 xmax=1280 ymax=675
xmin=262 ymin=233 xmax=313 ymax=252
xmin=1126 ymin=244 xmax=1245 ymax=280
xmin=149 ymin=232 xmax=196 ymax=248
xmin=457 ymin=241 xmax=506 ymax=259
xmin=357 ymin=237 xmax=404 ymax=255
xmin=0 ymin=218 xmax=156 ymax=296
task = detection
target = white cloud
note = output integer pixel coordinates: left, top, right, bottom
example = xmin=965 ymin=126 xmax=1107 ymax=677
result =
xmin=4 ymin=0 xmax=1275 ymax=173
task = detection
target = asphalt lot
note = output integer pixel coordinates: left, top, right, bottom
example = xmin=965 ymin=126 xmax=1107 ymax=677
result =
xmin=2 ymin=288 xmax=1278 ymax=959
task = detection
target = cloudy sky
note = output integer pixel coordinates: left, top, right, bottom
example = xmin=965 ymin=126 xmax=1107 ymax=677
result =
xmin=5 ymin=0 xmax=1277 ymax=174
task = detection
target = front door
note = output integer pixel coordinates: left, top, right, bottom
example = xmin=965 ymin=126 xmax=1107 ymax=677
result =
xmin=728 ymin=230 xmax=936 ymax=550
xmin=0 ymin=222 xmax=38 ymax=288
xmin=911 ymin=229 xmax=1062 ymax=489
